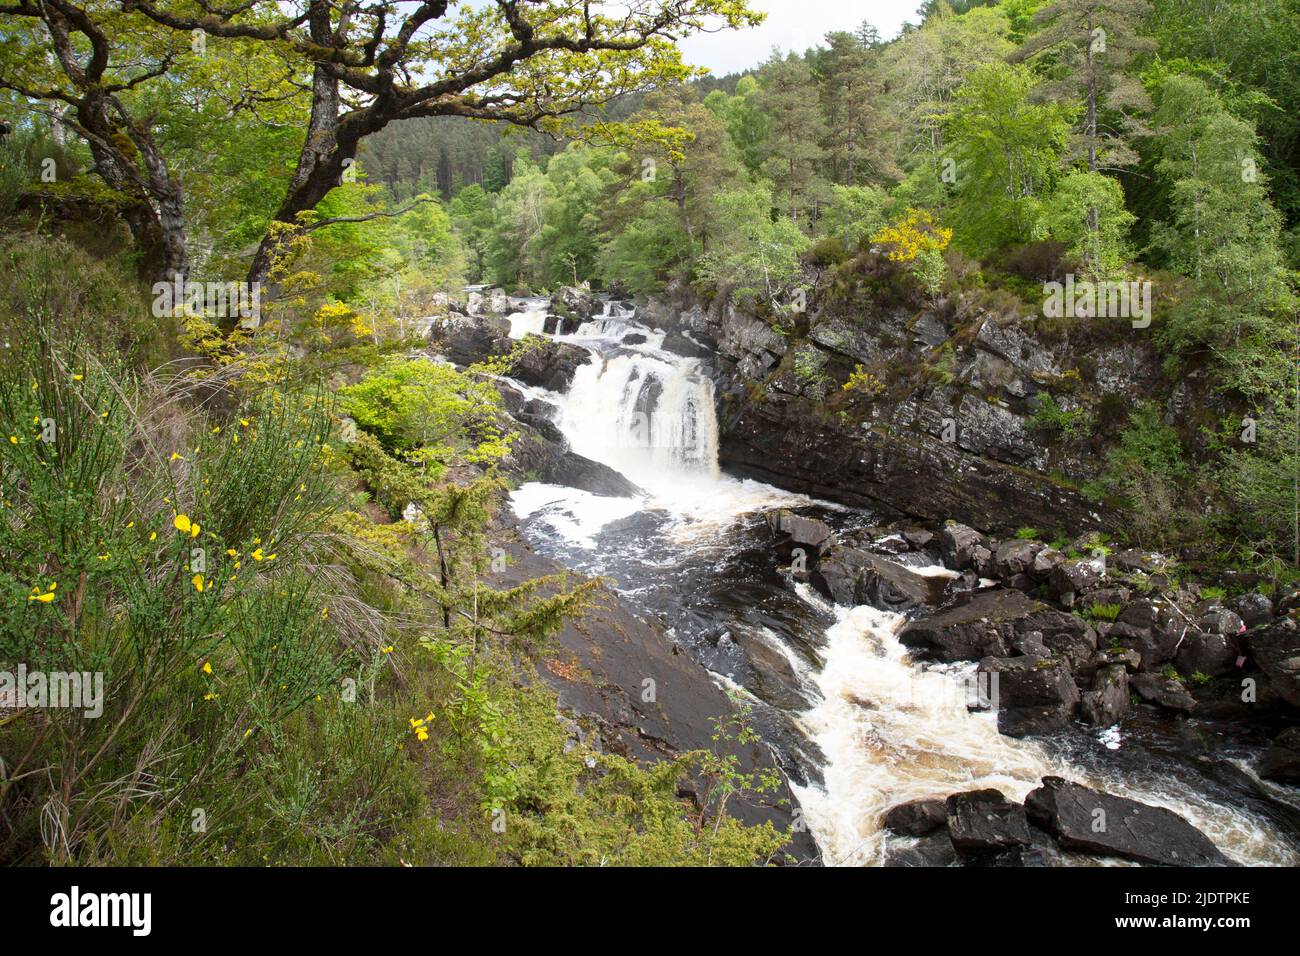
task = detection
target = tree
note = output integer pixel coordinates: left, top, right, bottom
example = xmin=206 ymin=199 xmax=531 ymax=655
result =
xmin=696 ymin=182 xmax=808 ymax=302
xmin=1017 ymin=0 xmax=1155 ymax=173
xmin=945 ymin=62 xmax=1074 ymax=254
xmin=0 ymin=1 xmax=202 ymax=282
xmin=450 ymin=184 xmax=495 ymax=283
xmin=1042 ymin=170 xmax=1134 ymax=277
xmin=816 ymin=31 xmax=893 ymax=185
xmin=755 ymin=52 xmax=830 ymax=228
xmin=121 ymin=0 xmax=765 ymax=288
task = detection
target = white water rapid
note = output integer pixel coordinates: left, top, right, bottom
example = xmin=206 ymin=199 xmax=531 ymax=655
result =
xmin=500 ymin=296 xmax=1298 ymax=868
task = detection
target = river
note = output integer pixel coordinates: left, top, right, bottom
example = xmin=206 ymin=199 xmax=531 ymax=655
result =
xmin=498 ymin=296 xmax=1300 ymax=866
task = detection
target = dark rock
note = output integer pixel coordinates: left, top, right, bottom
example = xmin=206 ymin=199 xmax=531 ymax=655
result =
xmin=509 ymin=338 xmax=591 ymax=393
xmin=430 ymin=312 xmax=511 ymax=366
xmin=940 ymin=523 xmax=985 ymax=571
xmin=1033 ymin=610 xmax=1098 ymax=668
xmin=1245 ymin=618 xmax=1300 ymax=707
xmin=812 ymin=548 xmax=949 ymax=611
xmin=904 ymin=529 xmax=936 ymax=549
xmin=551 ymin=285 xmax=594 ymax=318
xmin=1080 ymin=665 xmax=1129 ymax=727
xmin=1174 ymin=629 xmax=1236 ymax=678
xmin=766 ymin=510 xmax=834 ymax=556
xmin=1117 ymin=600 xmax=1161 ymax=630
xmin=883 ymin=798 xmax=948 ymax=837
xmin=1109 ymin=621 xmax=1180 ymax=670
xmin=1198 ymin=608 xmax=1246 ymax=637
xmin=993 ymin=539 xmax=1043 ymax=579
xmin=1026 ymin=776 xmax=1227 ymax=866
xmin=979 ymin=656 xmax=1080 ymax=736
xmin=946 ymin=790 xmax=1031 ymax=854
xmin=1050 ymin=558 xmax=1106 ymax=607
xmin=884 ymin=831 xmax=960 ymax=867
xmin=1086 ymin=587 xmax=1132 ymax=607
xmin=1257 ymin=727 xmax=1300 ymax=785
xmin=546 ymin=452 xmax=641 ymax=498
xmin=1131 ymin=672 xmax=1198 ymax=713
xmin=900 ymin=589 xmax=1047 ymax=662
xmin=1227 ymin=592 xmax=1274 ymax=629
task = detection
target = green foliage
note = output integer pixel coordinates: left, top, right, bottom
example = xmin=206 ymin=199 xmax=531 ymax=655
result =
xmin=1031 ymin=393 xmax=1094 ymax=441
xmin=1041 ymin=171 xmax=1135 ymax=278
xmin=338 ymin=357 xmax=508 ymax=462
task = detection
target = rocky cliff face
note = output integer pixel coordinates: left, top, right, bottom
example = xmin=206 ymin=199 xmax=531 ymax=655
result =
xmin=639 ymin=277 xmax=1224 ymax=537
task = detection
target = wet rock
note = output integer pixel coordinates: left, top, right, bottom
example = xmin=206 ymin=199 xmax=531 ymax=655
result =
xmin=509 ymin=339 xmax=591 ymax=393
xmin=549 ymin=452 xmax=642 ymax=498
xmin=1080 ymin=665 xmax=1129 ymax=727
xmin=1081 ymin=646 xmax=1143 ymax=677
xmin=1050 ymin=557 xmax=1106 ymax=608
xmin=946 ymin=790 xmax=1031 ymax=855
xmin=1131 ymin=672 xmax=1198 ymax=713
xmin=1174 ymin=629 xmax=1236 ymax=678
xmin=812 ymin=549 xmax=949 ymax=611
xmin=1245 ymin=618 xmax=1300 ymax=707
xmin=900 ymin=589 xmax=1047 ymax=662
xmin=904 ymin=529 xmax=936 ymax=549
xmin=978 ymin=655 xmax=1080 ymax=736
xmin=940 ymin=523 xmax=985 ymax=571
xmin=1256 ymin=727 xmax=1300 ymax=785
xmin=1026 ymin=777 xmax=1227 ymax=866
xmin=766 ymin=511 xmax=834 ymax=556
xmin=883 ymin=798 xmax=948 ymax=837
xmin=884 ymin=831 xmax=960 ymax=867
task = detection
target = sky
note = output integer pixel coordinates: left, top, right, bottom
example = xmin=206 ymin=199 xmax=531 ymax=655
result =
xmin=678 ymin=0 xmax=921 ymax=75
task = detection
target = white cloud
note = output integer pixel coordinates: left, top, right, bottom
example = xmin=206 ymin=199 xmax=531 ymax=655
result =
xmin=679 ymin=0 xmax=920 ymax=75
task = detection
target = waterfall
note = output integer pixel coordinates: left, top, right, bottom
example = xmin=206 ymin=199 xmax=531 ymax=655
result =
xmin=502 ymin=297 xmax=1298 ymax=868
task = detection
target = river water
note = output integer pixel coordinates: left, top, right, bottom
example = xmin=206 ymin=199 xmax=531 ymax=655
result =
xmin=499 ymin=297 xmax=1300 ymax=866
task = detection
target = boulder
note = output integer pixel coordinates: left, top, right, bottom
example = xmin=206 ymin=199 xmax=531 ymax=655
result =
xmin=430 ymin=312 xmax=511 ymax=366
xmin=882 ymin=798 xmax=948 ymax=837
xmin=812 ymin=548 xmax=949 ymax=611
xmin=1080 ymin=665 xmax=1129 ymax=727
xmin=1244 ymin=618 xmax=1300 ymax=707
xmin=1109 ymin=621 xmax=1180 ymax=670
xmin=509 ymin=339 xmax=591 ymax=393
xmin=884 ymin=831 xmax=960 ymax=867
xmin=939 ymin=523 xmax=985 ymax=571
xmin=945 ymin=790 xmax=1031 ymax=854
xmin=1227 ymin=592 xmax=1274 ymax=630
xmin=1026 ymin=777 xmax=1227 ymax=866
xmin=899 ymin=589 xmax=1047 ymax=663
xmin=993 ymin=539 xmax=1043 ymax=579
xmin=1050 ymin=557 xmax=1106 ymax=608
xmin=978 ymin=656 xmax=1080 ymax=737
xmin=766 ymin=510 xmax=834 ymax=556
xmin=1256 ymin=727 xmax=1300 ymax=785
xmin=1031 ymin=610 xmax=1098 ymax=668
xmin=1174 ymin=629 xmax=1236 ymax=678
xmin=1131 ymin=672 xmax=1197 ymax=714
xmin=1198 ymin=607 xmax=1246 ymax=637
xmin=1031 ymin=547 xmax=1066 ymax=577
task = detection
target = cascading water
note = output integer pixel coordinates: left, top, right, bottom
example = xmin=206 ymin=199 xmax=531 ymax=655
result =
xmin=501 ymin=297 xmax=1299 ymax=868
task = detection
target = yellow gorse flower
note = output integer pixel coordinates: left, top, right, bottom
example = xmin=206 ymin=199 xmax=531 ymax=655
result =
xmin=173 ymin=514 xmax=200 ymax=537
